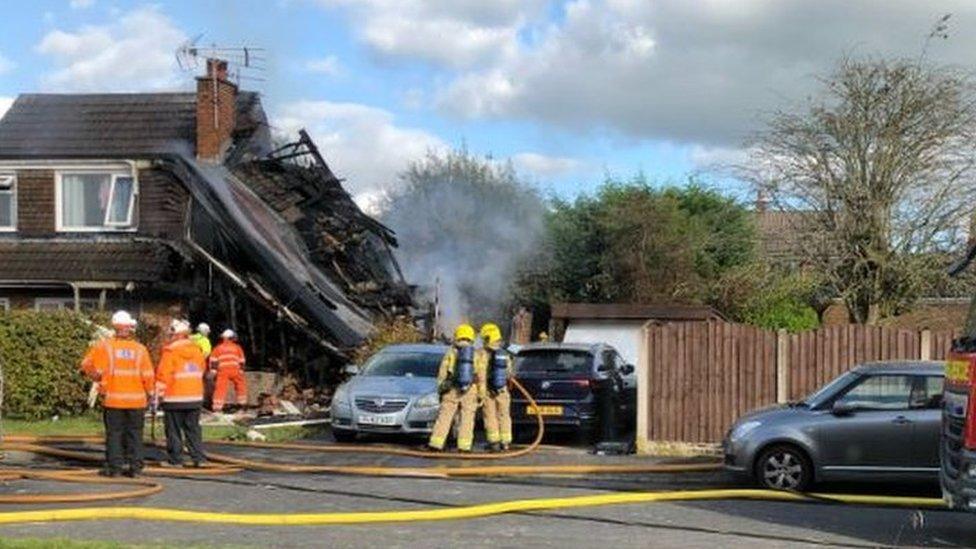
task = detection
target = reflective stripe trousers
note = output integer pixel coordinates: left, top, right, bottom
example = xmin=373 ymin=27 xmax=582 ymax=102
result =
xmin=428 ymin=386 xmax=478 ymax=451
xmin=212 ymin=368 xmax=248 ymax=411
xmin=482 ymin=388 xmax=512 ymax=445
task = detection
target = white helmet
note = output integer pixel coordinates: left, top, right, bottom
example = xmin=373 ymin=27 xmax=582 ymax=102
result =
xmin=111 ymin=310 xmax=137 ymax=327
xmin=197 ymin=323 xmax=211 ymax=336
xmin=170 ymin=319 xmax=191 ymax=334
xmin=220 ymin=329 xmax=237 ymax=339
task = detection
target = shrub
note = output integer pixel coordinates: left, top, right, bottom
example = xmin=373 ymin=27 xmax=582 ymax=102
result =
xmin=0 ymin=311 xmax=98 ymax=419
xmin=350 ymin=316 xmax=426 ymax=366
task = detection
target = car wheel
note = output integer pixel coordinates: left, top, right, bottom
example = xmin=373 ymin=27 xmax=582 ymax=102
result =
xmin=332 ymin=429 xmax=357 ymax=443
xmin=756 ymin=445 xmax=812 ymax=491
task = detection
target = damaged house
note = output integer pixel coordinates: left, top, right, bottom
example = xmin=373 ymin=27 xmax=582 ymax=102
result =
xmin=0 ymin=58 xmax=413 ymax=376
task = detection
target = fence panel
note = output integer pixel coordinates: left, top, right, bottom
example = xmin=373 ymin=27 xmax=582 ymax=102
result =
xmin=642 ymin=321 xmax=956 ymax=445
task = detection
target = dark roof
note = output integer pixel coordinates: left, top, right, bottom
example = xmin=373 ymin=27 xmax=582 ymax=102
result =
xmin=0 ymin=92 xmax=263 ymax=159
xmin=550 ymin=303 xmax=725 ymax=322
xmin=852 ymin=361 xmax=945 ymax=375
xmin=0 ymin=239 xmax=181 ymax=282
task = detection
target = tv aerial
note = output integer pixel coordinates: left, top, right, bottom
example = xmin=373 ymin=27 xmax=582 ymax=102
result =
xmin=176 ymin=35 xmax=267 ymax=84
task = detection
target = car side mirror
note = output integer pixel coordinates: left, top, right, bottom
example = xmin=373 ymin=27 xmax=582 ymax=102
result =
xmin=622 ymin=364 xmax=635 ymax=375
xmin=343 ymin=364 xmax=360 ymax=376
xmin=831 ymin=401 xmax=855 ymax=416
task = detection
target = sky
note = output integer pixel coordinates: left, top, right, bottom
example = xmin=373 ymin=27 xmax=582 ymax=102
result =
xmin=2 ymin=0 xmax=976 ymax=207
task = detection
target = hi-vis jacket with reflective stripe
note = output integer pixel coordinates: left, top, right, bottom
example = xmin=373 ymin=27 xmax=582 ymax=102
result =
xmin=210 ymin=341 xmax=246 ymax=371
xmin=81 ymin=338 xmax=154 ymax=409
xmin=156 ymin=337 xmax=206 ymax=405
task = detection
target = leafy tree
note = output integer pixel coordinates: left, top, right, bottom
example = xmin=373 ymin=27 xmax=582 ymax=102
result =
xmin=743 ymin=57 xmax=976 ymax=324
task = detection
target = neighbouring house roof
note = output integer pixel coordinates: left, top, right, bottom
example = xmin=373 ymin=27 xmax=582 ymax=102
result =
xmin=550 ymin=303 xmax=725 ymax=322
xmin=0 ymin=239 xmax=181 ymax=283
xmin=0 ymin=92 xmax=263 ymax=159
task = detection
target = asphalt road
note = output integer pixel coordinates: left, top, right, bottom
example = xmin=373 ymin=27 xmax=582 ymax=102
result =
xmin=0 ymin=438 xmax=973 ymax=548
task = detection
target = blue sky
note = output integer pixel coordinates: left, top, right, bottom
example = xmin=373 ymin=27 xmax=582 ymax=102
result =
xmin=2 ymin=0 xmax=974 ymax=206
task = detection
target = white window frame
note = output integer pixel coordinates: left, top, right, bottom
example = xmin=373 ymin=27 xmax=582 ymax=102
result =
xmin=34 ymin=297 xmax=98 ymax=312
xmin=55 ymin=170 xmax=139 ymax=232
xmin=0 ymin=173 xmax=16 ymax=232
xmin=0 ymin=298 xmax=9 ymax=312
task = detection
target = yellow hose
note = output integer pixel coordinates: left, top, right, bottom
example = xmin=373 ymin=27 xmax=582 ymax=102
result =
xmin=0 ymin=488 xmax=945 ymax=525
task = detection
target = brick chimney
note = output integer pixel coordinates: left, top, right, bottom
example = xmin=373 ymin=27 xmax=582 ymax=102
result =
xmin=196 ymin=58 xmax=237 ymax=161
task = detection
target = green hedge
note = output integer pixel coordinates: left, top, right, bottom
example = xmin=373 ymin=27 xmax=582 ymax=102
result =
xmin=0 ymin=311 xmax=98 ymax=419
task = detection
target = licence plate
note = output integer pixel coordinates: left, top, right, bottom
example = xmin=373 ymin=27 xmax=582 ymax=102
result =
xmin=357 ymin=414 xmax=397 ymax=426
xmin=526 ymin=405 xmax=563 ymax=416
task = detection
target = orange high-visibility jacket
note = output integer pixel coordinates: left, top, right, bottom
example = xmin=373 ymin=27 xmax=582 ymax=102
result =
xmin=81 ymin=338 xmax=154 ymax=409
xmin=156 ymin=337 xmax=206 ymax=405
xmin=210 ymin=340 xmax=246 ymax=371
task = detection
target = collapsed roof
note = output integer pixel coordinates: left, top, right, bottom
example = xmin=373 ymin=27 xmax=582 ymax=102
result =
xmin=0 ymin=91 xmax=412 ymax=354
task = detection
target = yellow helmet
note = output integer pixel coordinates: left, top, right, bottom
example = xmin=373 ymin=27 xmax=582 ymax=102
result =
xmin=480 ymin=323 xmax=502 ymax=344
xmin=453 ymin=323 xmax=476 ymax=342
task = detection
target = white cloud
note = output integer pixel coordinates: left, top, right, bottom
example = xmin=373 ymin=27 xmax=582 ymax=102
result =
xmin=36 ymin=6 xmax=188 ymax=92
xmin=439 ymin=0 xmax=976 ymax=146
xmin=275 ymin=100 xmax=447 ymax=204
xmin=69 ymin=0 xmax=95 ymax=9
xmin=0 ymin=97 xmax=13 ymax=119
xmin=305 ymin=55 xmax=342 ymax=75
xmin=0 ymin=52 xmax=13 ymax=75
xmin=512 ymin=152 xmax=583 ymax=178
xmin=317 ymin=0 xmax=545 ymax=68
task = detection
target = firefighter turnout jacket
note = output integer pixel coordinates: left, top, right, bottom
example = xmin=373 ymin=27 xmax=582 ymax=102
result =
xmin=81 ymin=338 xmax=154 ymax=409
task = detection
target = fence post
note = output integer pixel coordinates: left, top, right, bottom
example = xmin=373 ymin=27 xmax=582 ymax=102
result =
xmin=920 ymin=329 xmax=931 ymax=361
xmin=635 ymin=321 xmax=652 ymax=454
xmin=776 ymin=329 xmax=789 ymax=403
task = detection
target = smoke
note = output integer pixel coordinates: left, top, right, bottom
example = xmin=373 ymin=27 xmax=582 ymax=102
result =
xmin=380 ymin=149 xmax=546 ymax=335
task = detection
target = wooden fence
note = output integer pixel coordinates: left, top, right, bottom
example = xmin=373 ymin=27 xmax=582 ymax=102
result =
xmin=636 ymin=321 xmax=957 ymax=449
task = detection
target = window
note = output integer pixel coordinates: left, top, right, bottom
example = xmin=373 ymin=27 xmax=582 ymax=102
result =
xmin=835 ymin=375 xmax=913 ymax=411
xmin=0 ymin=298 xmax=9 ymax=312
xmin=57 ymin=172 xmax=136 ymax=230
xmin=910 ymin=376 xmax=944 ymax=409
xmin=0 ymin=174 xmax=15 ymax=230
xmin=516 ymin=350 xmax=594 ymax=375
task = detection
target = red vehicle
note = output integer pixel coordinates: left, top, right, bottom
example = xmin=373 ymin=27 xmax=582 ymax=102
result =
xmin=941 ymin=342 xmax=976 ymax=510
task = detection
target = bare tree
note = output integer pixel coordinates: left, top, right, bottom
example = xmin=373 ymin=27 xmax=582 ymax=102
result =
xmin=743 ymin=57 xmax=976 ymax=323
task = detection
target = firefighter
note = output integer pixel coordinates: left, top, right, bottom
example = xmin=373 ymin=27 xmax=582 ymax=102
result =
xmin=156 ymin=319 xmax=207 ymax=468
xmin=210 ymin=329 xmax=248 ymax=412
xmin=189 ymin=323 xmax=212 ymax=358
xmin=79 ymin=311 xmax=154 ymax=477
xmin=428 ymin=323 xmax=483 ymax=452
xmin=478 ymin=323 xmax=513 ymax=452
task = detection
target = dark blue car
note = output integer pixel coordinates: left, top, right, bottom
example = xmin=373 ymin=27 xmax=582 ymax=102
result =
xmin=512 ymin=342 xmax=636 ymax=439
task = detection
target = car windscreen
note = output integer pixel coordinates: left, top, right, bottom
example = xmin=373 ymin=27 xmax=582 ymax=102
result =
xmin=803 ymin=370 xmax=858 ymax=407
xmin=516 ymin=350 xmax=593 ymax=375
xmin=361 ymin=352 xmax=442 ymax=378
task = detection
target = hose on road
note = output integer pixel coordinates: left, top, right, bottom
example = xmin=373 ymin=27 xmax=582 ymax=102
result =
xmin=0 ymin=488 xmax=946 ymax=526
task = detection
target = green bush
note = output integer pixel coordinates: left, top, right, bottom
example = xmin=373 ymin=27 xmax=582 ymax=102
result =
xmin=0 ymin=311 xmax=98 ymax=419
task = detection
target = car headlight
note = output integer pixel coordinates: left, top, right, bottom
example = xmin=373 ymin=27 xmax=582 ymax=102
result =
xmin=331 ymin=385 xmax=351 ymax=408
xmin=730 ymin=420 xmax=762 ymax=441
xmin=414 ymin=392 xmax=439 ymax=409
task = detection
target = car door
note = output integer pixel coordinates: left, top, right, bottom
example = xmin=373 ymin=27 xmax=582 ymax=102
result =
xmin=613 ymin=351 xmax=637 ymax=419
xmin=817 ymin=374 xmax=915 ymax=469
xmin=909 ymin=374 xmax=944 ymax=469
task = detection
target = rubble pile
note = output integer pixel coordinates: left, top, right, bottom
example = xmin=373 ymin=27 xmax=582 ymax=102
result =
xmin=232 ymin=130 xmax=415 ymax=318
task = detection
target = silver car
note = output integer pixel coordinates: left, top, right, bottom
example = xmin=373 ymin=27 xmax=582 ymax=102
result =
xmin=330 ymin=343 xmax=447 ymax=441
xmin=723 ymin=361 xmax=944 ymax=491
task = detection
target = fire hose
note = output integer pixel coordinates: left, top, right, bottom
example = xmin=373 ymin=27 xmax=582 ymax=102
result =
xmin=0 ymin=377 xmax=948 ymax=524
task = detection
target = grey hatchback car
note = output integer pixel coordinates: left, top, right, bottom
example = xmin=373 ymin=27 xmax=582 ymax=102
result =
xmin=723 ymin=361 xmax=944 ymax=491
